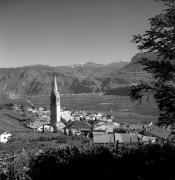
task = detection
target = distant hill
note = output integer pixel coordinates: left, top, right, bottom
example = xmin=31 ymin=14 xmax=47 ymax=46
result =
xmin=121 ymin=52 xmax=160 ymax=72
xmin=0 ymin=54 xmax=160 ymax=96
xmin=0 ymin=61 xmax=128 ymax=95
xmin=80 ymin=62 xmax=105 ymax=68
xmin=101 ymin=52 xmax=160 ymax=95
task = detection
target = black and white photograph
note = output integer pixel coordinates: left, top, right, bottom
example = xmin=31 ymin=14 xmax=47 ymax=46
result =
xmin=0 ymin=0 xmax=175 ymax=179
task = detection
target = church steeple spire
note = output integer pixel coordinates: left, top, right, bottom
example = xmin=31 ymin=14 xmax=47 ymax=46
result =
xmin=53 ymin=76 xmax=58 ymax=95
xmin=50 ymin=76 xmax=61 ymax=131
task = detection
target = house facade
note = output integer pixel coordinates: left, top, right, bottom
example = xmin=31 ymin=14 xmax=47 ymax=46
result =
xmin=37 ymin=125 xmax=54 ymax=133
xmin=0 ymin=131 xmax=12 ymax=143
xmin=65 ymin=121 xmax=91 ymax=136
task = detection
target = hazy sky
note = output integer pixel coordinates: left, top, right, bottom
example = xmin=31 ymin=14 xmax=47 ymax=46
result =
xmin=0 ymin=0 xmax=164 ymax=67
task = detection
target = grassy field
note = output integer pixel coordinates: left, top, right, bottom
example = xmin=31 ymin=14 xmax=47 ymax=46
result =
xmin=0 ymin=132 xmax=85 ymax=154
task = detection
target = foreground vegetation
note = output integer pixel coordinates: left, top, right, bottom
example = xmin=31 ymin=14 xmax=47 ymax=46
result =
xmin=1 ymin=143 xmax=175 ymax=180
xmin=0 ymin=132 xmax=87 ymax=154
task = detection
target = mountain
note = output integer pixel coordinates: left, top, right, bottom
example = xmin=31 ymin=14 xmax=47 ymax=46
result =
xmin=0 ymin=53 xmax=163 ymax=96
xmin=80 ymin=62 xmax=105 ymax=68
xmin=101 ymin=52 xmax=161 ymax=95
xmin=121 ymin=52 xmax=160 ymax=72
xmin=70 ymin=62 xmax=105 ymax=68
xmin=0 ymin=61 xmax=129 ymax=95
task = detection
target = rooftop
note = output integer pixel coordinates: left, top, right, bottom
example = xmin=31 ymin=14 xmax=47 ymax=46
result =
xmin=146 ymin=125 xmax=172 ymax=140
xmin=66 ymin=120 xmax=91 ymax=130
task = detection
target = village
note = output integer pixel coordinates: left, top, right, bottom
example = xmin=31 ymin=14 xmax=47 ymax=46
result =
xmin=0 ymin=77 xmax=174 ymax=146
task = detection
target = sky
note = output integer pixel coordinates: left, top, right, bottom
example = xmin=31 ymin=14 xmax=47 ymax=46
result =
xmin=0 ymin=0 xmax=164 ymax=67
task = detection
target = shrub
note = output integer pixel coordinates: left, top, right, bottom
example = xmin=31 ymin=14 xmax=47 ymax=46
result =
xmin=2 ymin=144 xmax=175 ymax=180
xmin=25 ymin=144 xmax=175 ymax=180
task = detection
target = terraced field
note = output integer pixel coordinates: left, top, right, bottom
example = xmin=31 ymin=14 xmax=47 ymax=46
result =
xmin=0 ymin=111 xmax=31 ymax=132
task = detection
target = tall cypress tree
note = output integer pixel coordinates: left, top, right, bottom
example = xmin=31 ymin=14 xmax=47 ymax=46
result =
xmin=130 ymin=0 xmax=175 ymax=127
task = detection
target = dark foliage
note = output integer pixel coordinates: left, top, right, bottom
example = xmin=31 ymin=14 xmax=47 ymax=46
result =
xmin=1 ymin=144 xmax=175 ymax=179
xmin=25 ymin=144 xmax=175 ymax=180
xmin=130 ymin=0 xmax=175 ymax=126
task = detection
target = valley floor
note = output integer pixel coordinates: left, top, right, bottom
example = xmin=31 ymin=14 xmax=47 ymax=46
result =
xmin=27 ymin=94 xmax=158 ymax=124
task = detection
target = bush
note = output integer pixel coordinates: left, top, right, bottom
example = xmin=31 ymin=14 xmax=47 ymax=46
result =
xmin=25 ymin=144 xmax=175 ymax=180
xmin=2 ymin=144 xmax=175 ymax=179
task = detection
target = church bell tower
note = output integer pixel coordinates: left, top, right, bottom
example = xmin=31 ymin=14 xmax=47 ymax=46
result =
xmin=50 ymin=76 xmax=61 ymax=129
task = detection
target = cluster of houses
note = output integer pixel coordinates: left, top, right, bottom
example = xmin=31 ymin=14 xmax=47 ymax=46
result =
xmin=0 ymin=77 xmax=175 ymax=146
xmin=71 ymin=111 xmax=104 ymax=121
xmin=10 ymin=103 xmax=174 ymax=146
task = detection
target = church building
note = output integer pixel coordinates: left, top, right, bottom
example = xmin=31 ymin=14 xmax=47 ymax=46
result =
xmin=50 ymin=76 xmax=61 ymax=131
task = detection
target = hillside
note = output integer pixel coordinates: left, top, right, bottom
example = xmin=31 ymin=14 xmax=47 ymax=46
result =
xmin=0 ymin=110 xmax=32 ymax=132
xmin=103 ymin=52 xmax=162 ymax=94
xmin=0 ymin=61 xmax=128 ymax=95
xmin=120 ymin=52 xmax=161 ymax=72
xmin=0 ymin=53 xmax=160 ymax=96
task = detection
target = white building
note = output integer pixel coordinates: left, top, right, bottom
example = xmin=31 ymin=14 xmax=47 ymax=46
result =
xmin=61 ymin=110 xmax=73 ymax=122
xmin=0 ymin=130 xmax=12 ymax=143
xmin=37 ymin=125 xmax=54 ymax=133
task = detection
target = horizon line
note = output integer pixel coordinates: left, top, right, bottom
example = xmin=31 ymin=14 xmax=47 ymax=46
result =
xmin=0 ymin=59 xmax=131 ymax=69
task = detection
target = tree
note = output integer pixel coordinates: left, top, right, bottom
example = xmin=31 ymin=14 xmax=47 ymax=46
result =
xmin=130 ymin=0 xmax=175 ymax=127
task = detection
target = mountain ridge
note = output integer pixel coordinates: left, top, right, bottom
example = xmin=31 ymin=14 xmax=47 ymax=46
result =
xmin=0 ymin=54 xmax=158 ymax=96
